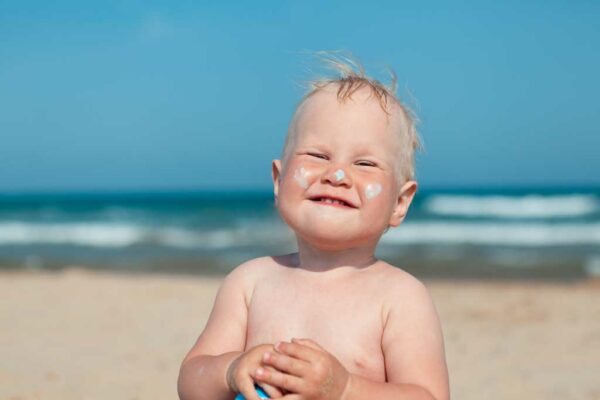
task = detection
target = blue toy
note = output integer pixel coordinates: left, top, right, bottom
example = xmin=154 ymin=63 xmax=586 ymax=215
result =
xmin=234 ymin=384 xmax=270 ymax=399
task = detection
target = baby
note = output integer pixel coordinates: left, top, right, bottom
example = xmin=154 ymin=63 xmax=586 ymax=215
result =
xmin=178 ymin=56 xmax=449 ymax=400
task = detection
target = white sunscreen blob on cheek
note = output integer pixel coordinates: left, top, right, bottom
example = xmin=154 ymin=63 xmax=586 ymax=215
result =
xmin=365 ymin=183 xmax=382 ymax=200
xmin=293 ymin=167 xmax=310 ymax=189
xmin=334 ymin=169 xmax=345 ymax=182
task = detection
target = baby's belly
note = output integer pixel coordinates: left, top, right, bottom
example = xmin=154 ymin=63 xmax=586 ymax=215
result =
xmin=246 ymin=317 xmax=386 ymax=382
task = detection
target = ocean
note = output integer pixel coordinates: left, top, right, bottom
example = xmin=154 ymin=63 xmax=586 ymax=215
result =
xmin=1 ymin=187 xmax=599 ymax=279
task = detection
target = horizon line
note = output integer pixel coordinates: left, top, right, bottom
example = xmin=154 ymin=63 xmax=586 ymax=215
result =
xmin=1 ymin=183 xmax=599 ymax=197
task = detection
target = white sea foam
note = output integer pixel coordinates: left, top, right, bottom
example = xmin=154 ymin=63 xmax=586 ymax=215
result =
xmin=425 ymin=194 xmax=598 ymax=218
xmin=0 ymin=222 xmax=146 ymax=247
xmin=1 ymin=219 xmax=599 ymax=249
xmin=382 ymin=222 xmax=600 ymax=246
xmin=0 ymin=221 xmax=291 ymax=249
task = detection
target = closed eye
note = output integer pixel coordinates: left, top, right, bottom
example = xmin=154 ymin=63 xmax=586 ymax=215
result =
xmin=355 ymin=160 xmax=377 ymax=167
xmin=307 ymin=152 xmax=328 ymax=160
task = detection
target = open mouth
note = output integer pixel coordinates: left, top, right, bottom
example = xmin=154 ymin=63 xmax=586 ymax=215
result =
xmin=309 ymin=196 xmax=356 ymax=208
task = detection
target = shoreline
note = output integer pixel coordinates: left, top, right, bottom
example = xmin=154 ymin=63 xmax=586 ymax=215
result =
xmin=1 ymin=253 xmax=594 ymax=281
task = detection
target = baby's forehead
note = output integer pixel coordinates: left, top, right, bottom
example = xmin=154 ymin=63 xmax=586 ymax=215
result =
xmin=292 ymin=93 xmax=403 ymax=166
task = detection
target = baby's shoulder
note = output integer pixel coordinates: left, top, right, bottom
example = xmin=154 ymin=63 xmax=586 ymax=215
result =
xmin=227 ymin=255 xmax=277 ymax=280
xmin=373 ymin=261 xmax=433 ymax=311
xmin=219 ymin=256 xmax=284 ymax=307
xmin=374 ymin=260 xmax=426 ymax=289
xmin=225 ymin=254 xmax=290 ymax=287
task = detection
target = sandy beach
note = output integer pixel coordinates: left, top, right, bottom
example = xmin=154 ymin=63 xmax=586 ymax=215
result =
xmin=1 ymin=268 xmax=599 ymax=400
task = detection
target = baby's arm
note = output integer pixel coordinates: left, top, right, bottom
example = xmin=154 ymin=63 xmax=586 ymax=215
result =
xmin=348 ymin=278 xmax=450 ymax=400
xmin=178 ymin=262 xmax=268 ymax=400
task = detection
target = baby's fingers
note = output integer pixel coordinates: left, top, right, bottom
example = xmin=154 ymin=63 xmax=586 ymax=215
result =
xmin=263 ymin=351 xmax=308 ymax=377
xmin=259 ymin=367 xmax=285 ymax=399
xmin=259 ymin=381 xmax=284 ymax=399
xmin=291 ymin=337 xmax=324 ymax=351
xmin=254 ymin=367 xmax=303 ymax=394
xmin=238 ymin=377 xmax=262 ymax=400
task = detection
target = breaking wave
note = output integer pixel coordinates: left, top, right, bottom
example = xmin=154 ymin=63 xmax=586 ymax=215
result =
xmin=0 ymin=221 xmax=290 ymax=249
xmin=2 ymin=220 xmax=599 ymax=249
xmin=382 ymin=221 xmax=600 ymax=246
xmin=424 ymin=194 xmax=598 ymax=219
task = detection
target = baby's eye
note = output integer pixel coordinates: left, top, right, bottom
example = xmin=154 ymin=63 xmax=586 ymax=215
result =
xmin=355 ymin=160 xmax=377 ymax=167
xmin=307 ymin=152 xmax=328 ymax=160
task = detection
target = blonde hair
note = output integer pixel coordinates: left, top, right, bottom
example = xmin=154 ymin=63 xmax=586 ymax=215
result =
xmin=282 ymin=51 xmax=422 ymax=183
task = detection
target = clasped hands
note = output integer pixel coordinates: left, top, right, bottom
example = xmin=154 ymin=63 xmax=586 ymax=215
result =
xmin=226 ymin=338 xmax=351 ymax=400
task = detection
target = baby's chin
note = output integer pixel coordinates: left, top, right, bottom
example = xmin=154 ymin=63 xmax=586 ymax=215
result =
xmin=294 ymin=223 xmax=380 ymax=251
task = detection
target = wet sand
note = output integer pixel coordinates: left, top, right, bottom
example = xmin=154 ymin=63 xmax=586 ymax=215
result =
xmin=1 ymin=268 xmax=599 ymax=400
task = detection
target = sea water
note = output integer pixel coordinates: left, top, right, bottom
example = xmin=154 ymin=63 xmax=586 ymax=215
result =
xmin=1 ymin=187 xmax=598 ymax=278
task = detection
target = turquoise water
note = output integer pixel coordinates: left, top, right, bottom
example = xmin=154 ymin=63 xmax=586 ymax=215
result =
xmin=1 ymin=187 xmax=599 ymax=278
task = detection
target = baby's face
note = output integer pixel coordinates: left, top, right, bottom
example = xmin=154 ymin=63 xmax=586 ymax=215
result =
xmin=273 ymin=87 xmax=416 ymax=250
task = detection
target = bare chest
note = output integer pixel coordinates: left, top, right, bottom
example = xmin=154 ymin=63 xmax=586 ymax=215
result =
xmin=246 ymin=274 xmax=386 ymax=382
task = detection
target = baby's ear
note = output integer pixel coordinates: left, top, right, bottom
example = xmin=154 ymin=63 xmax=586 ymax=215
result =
xmin=389 ymin=180 xmax=418 ymax=227
xmin=271 ymin=160 xmax=283 ymax=204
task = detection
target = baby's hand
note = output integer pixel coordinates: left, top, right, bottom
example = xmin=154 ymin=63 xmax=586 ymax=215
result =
xmin=226 ymin=344 xmax=285 ymax=400
xmin=255 ymin=338 xmax=351 ymax=400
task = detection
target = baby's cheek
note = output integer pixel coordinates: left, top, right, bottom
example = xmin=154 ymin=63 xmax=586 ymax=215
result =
xmin=292 ymin=166 xmax=310 ymax=189
xmin=363 ymin=182 xmax=395 ymax=222
xmin=364 ymin=183 xmax=382 ymax=200
xmin=279 ymin=166 xmax=311 ymax=202
xmin=290 ymin=164 xmax=323 ymax=190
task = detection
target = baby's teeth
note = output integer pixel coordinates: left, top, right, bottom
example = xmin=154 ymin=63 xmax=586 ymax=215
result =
xmin=320 ymin=198 xmax=345 ymax=205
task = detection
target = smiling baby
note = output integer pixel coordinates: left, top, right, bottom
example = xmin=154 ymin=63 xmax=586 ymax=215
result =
xmin=178 ymin=54 xmax=449 ymax=400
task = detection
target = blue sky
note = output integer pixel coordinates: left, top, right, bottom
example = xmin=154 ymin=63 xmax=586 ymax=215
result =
xmin=1 ymin=1 xmax=599 ymax=191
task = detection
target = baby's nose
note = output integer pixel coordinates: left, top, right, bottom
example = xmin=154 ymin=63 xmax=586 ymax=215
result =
xmin=322 ymin=167 xmax=352 ymax=187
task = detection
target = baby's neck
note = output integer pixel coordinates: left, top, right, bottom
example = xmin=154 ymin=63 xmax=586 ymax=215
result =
xmin=294 ymin=238 xmax=378 ymax=273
